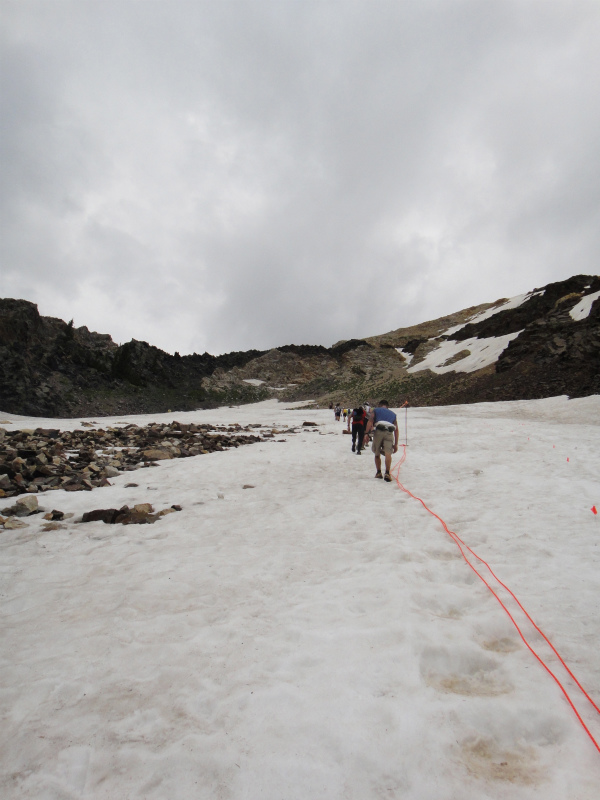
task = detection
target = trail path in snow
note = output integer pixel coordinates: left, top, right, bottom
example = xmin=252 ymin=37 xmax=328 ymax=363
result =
xmin=1 ymin=397 xmax=599 ymax=799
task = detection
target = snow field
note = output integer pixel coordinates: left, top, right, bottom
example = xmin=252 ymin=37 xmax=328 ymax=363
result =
xmin=1 ymin=397 xmax=599 ymax=799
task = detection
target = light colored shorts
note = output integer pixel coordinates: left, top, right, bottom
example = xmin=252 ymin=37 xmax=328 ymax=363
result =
xmin=371 ymin=428 xmax=394 ymax=456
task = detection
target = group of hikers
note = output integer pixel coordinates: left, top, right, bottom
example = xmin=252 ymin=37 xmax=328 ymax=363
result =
xmin=333 ymin=400 xmax=408 ymax=482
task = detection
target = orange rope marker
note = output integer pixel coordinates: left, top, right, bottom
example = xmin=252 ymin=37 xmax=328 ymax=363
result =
xmin=391 ymin=445 xmax=600 ymax=754
xmin=592 ymin=506 xmax=598 ymax=515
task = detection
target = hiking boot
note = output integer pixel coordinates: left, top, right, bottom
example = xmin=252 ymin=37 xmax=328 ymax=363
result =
xmin=351 ymin=444 xmax=355 ymax=452
xmin=356 ymin=448 xmax=361 ymax=455
xmin=375 ymin=471 xmax=383 ymax=479
xmin=384 ymin=472 xmax=392 ymax=482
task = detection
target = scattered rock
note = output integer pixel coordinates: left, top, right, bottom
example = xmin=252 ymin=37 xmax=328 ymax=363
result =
xmin=242 ymin=484 xmax=255 ymax=489
xmin=42 ymin=522 xmax=65 ymax=531
xmin=142 ymin=448 xmax=173 ymax=461
xmin=0 ymin=423 xmax=265 ymax=497
xmin=16 ymin=495 xmax=39 ymax=515
xmin=82 ymin=508 xmax=121 ymax=524
xmin=3 ymin=517 xmax=29 ymax=529
xmin=2 ymin=495 xmax=40 ymax=517
xmin=133 ymin=503 xmax=153 ymax=514
xmin=80 ymin=503 xmax=182 ymax=525
xmin=302 ymin=421 xmax=318 ymax=426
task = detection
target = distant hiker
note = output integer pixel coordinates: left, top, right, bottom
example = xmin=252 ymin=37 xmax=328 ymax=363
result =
xmin=334 ymin=404 xmax=341 ymax=421
xmin=348 ymin=406 xmax=367 ymax=454
xmin=364 ymin=400 xmax=401 ymax=481
xmin=342 ymin=408 xmax=348 ymax=422
xmin=364 ymin=402 xmax=371 ymax=416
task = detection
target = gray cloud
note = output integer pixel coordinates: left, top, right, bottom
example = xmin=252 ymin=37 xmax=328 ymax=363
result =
xmin=2 ymin=0 xmax=599 ymax=354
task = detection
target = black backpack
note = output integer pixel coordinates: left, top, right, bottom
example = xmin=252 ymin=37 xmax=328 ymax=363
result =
xmin=352 ymin=407 xmax=365 ymax=425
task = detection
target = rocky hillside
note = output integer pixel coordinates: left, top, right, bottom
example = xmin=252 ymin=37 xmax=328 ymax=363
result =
xmin=1 ymin=274 xmax=598 ymax=417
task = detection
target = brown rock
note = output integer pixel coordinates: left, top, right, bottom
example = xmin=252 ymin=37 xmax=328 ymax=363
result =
xmin=81 ymin=508 xmax=120 ymax=524
xmin=142 ymin=449 xmax=173 ymax=461
xmin=16 ymin=495 xmax=38 ymax=515
xmin=4 ymin=517 xmax=29 ymax=529
xmin=133 ymin=503 xmax=154 ymax=514
xmin=156 ymin=507 xmax=175 ymax=517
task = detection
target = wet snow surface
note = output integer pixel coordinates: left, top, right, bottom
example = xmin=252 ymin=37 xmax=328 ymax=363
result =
xmin=1 ymin=396 xmax=599 ymax=799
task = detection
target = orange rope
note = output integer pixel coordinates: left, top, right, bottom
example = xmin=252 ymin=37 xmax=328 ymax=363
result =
xmin=391 ymin=445 xmax=600 ymax=754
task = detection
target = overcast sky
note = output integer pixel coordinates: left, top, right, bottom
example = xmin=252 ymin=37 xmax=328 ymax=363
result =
xmin=2 ymin=1 xmax=599 ymax=355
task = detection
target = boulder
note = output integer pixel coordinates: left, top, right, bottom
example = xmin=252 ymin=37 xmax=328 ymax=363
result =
xmin=81 ymin=508 xmax=120 ymax=524
xmin=16 ymin=495 xmax=38 ymax=515
xmin=142 ymin=448 xmax=173 ymax=460
xmin=133 ymin=503 xmax=154 ymax=514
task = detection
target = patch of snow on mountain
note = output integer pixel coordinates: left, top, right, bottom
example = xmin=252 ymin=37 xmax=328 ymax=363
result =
xmin=408 ymin=331 xmax=522 ymax=374
xmin=569 ymin=290 xmax=600 ymax=321
xmin=443 ymin=291 xmax=539 ymax=337
xmin=396 ymin=347 xmax=413 ymax=366
xmin=243 ymin=378 xmax=265 ymax=386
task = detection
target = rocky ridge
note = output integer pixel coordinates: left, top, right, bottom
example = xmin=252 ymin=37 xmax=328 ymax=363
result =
xmin=1 ymin=274 xmax=599 ymax=416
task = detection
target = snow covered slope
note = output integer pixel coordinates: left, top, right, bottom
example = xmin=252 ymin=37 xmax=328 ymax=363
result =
xmin=1 ymin=397 xmax=599 ymax=799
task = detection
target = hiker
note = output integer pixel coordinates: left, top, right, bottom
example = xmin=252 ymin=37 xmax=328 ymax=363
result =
xmin=334 ymin=404 xmax=341 ymax=421
xmin=342 ymin=408 xmax=348 ymax=422
xmin=347 ymin=406 xmax=367 ymax=454
xmin=364 ymin=402 xmax=371 ymax=416
xmin=364 ymin=400 xmax=405 ymax=481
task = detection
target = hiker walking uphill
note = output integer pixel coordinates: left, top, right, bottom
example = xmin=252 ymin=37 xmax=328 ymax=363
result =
xmin=365 ymin=400 xmax=407 ymax=481
xmin=348 ymin=406 xmax=367 ymax=454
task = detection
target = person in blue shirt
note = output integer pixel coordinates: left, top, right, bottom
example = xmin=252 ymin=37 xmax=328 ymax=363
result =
xmin=364 ymin=399 xmax=407 ymax=481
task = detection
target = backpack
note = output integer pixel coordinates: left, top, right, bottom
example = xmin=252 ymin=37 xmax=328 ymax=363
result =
xmin=352 ymin=407 xmax=366 ymax=425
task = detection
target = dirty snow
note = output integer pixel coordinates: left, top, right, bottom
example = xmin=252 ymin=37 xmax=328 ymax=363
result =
xmin=242 ymin=378 xmax=265 ymax=386
xmin=570 ymin=290 xmax=600 ymax=321
xmin=1 ymin=396 xmax=599 ymax=799
xmin=407 ymin=331 xmax=522 ymax=374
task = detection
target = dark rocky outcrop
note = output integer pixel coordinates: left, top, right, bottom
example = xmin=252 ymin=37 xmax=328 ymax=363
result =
xmin=0 ymin=298 xmax=267 ymax=417
xmin=450 ymin=275 xmax=600 ymax=341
